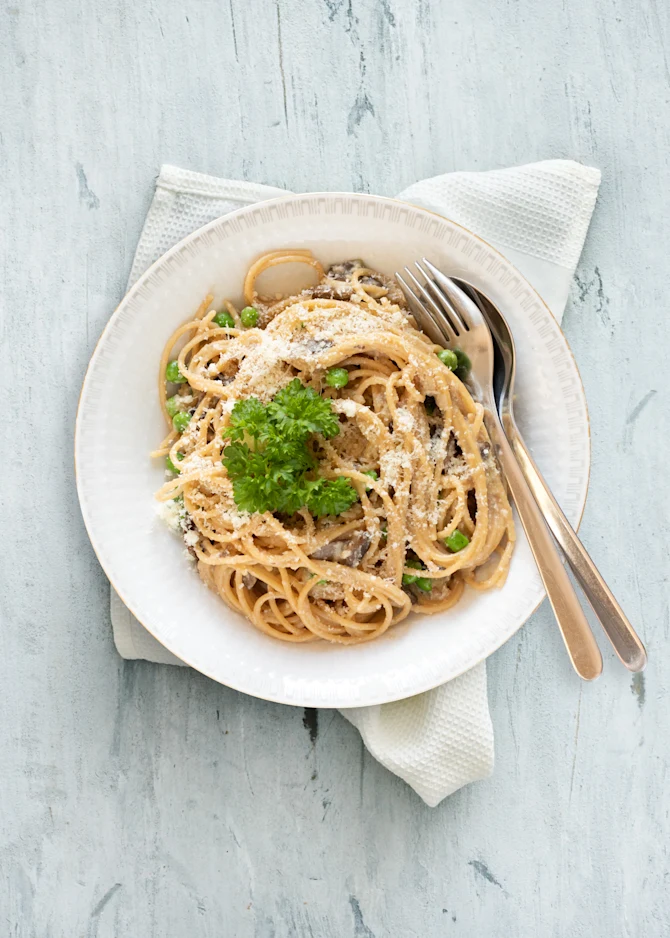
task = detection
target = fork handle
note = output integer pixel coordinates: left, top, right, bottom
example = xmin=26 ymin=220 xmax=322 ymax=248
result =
xmin=485 ymin=413 xmax=603 ymax=681
xmin=506 ymin=422 xmax=647 ymax=672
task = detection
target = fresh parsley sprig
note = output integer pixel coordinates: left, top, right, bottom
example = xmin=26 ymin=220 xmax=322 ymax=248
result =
xmin=267 ymin=379 xmax=341 ymax=441
xmin=222 ymin=379 xmax=358 ymax=517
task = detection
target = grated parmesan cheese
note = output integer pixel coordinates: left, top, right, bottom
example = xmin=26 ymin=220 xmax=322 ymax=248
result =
xmin=218 ymin=505 xmax=253 ymax=530
xmin=393 ymin=408 xmax=415 ymax=433
xmin=379 ymin=447 xmax=412 ymax=487
xmin=155 ymin=500 xmax=181 ymax=532
xmin=333 ymin=398 xmax=357 ymax=418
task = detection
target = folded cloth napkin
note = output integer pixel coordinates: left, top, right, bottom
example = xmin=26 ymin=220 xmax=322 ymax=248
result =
xmin=111 ymin=160 xmax=600 ymax=807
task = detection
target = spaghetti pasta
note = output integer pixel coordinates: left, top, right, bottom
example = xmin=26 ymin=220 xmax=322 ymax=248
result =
xmin=153 ymin=250 xmax=515 ymax=644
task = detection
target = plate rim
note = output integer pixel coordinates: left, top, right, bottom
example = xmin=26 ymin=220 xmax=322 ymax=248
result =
xmin=75 ymin=191 xmax=591 ymax=706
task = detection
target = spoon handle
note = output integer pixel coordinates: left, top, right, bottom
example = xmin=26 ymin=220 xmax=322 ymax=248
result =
xmin=506 ymin=423 xmax=647 ymax=672
xmin=484 ymin=413 xmax=603 ymax=681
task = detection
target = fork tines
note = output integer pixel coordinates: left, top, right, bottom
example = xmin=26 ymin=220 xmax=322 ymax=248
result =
xmin=395 ymin=260 xmax=470 ymax=346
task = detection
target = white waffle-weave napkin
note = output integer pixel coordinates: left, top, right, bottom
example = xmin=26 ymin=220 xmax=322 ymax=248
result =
xmin=112 ymin=160 xmax=600 ymax=806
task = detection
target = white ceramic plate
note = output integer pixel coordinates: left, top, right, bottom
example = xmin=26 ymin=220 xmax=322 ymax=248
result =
xmin=76 ymin=193 xmax=590 ymax=707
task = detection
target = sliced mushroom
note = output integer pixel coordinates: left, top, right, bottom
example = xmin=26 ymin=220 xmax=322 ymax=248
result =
xmin=302 ymin=337 xmax=334 ymax=355
xmin=385 ymin=283 xmax=407 ymax=307
xmin=308 ymin=282 xmax=354 ymax=301
xmin=242 ymin=572 xmax=257 ymax=590
xmin=310 ymin=530 xmax=372 ymax=568
xmin=343 ymin=531 xmax=372 ymax=567
xmin=309 ymin=541 xmax=339 ymax=561
xmin=326 ymin=259 xmax=365 ymax=281
xmin=315 ymin=261 xmax=407 ymax=308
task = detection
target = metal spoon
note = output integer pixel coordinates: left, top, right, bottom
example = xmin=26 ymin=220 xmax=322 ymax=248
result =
xmin=455 ymin=279 xmax=647 ymax=673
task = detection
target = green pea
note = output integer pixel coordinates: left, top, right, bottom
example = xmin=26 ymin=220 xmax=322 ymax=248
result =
xmin=325 ymin=367 xmax=349 ymax=388
xmin=437 ymin=348 xmax=459 ymax=370
xmin=240 ymin=306 xmax=259 ymax=327
xmin=166 ymin=360 xmax=184 ymax=383
xmin=445 ymin=530 xmax=470 ymax=552
xmin=363 ymin=469 xmax=378 ymax=489
xmin=172 ymin=411 xmax=192 ymax=433
xmin=165 ymin=452 xmax=185 ymax=475
xmin=402 ymin=558 xmax=423 ymax=585
xmin=402 ymin=557 xmax=432 ymax=590
xmin=453 ymin=348 xmax=472 ymax=381
xmin=213 ymin=310 xmax=236 ymax=329
xmin=166 ymin=395 xmax=180 ymax=417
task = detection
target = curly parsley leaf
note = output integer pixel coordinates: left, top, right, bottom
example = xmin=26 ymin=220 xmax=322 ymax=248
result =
xmin=224 ymin=397 xmax=270 ymax=442
xmin=305 ymin=477 xmax=359 ymax=517
xmin=221 ymin=380 xmax=357 ymax=517
xmin=231 ymin=475 xmax=280 ymax=515
xmin=264 ymin=438 xmax=315 ymax=476
xmin=221 ymin=441 xmax=256 ymax=479
xmin=267 ymin=378 xmax=340 ymax=441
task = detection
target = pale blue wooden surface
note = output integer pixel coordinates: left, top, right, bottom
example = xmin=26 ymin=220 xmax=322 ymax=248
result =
xmin=2 ymin=1 xmax=669 ymax=935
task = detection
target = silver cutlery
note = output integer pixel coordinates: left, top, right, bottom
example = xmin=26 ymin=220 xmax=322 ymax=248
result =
xmin=452 ymin=279 xmax=647 ymax=673
xmin=396 ymin=259 xmax=604 ymax=681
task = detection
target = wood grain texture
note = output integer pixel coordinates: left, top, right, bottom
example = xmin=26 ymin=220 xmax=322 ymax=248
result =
xmin=2 ymin=0 xmax=669 ymax=935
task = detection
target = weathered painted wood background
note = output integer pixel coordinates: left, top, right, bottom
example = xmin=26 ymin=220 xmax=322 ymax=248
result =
xmin=2 ymin=0 xmax=669 ymax=935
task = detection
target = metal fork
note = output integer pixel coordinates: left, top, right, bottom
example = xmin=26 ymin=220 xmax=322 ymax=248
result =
xmin=456 ymin=279 xmax=646 ymax=672
xmin=396 ymin=259 xmax=603 ymax=681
